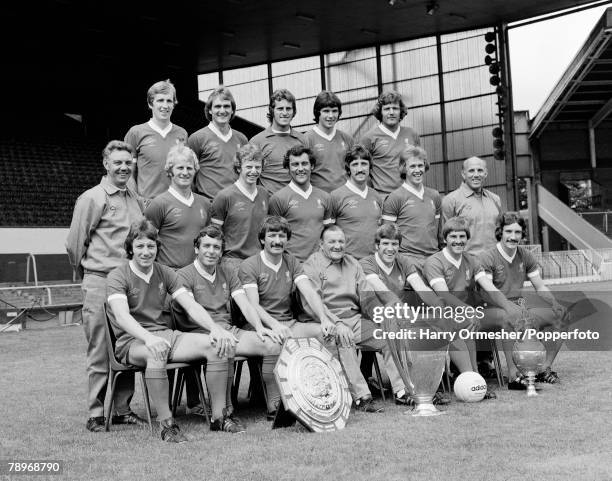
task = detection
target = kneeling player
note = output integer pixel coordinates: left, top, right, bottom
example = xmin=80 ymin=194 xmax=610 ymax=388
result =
xmin=177 ymin=225 xmax=282 ymax=426
xmin=475 ymin=212 xmax=567 ymax=389
xmin=107 ymin=219 xmax=237 ymax=443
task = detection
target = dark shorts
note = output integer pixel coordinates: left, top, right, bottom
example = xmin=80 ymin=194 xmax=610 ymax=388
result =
xmin=116 ymin=329 xmax=186 ymax=366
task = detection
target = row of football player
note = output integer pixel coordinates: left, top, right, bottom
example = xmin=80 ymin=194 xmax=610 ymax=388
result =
xmin=123 ymin=80 xmax=421 ymax=202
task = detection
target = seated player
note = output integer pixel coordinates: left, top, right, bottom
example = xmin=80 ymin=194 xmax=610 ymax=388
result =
xmin=211 ymin=144 xmax=269 ymax=274
xmin=177 ymin=225 xmax=282 ymax=422
xmin=239 ymin=216 xmax=336 ymax=418
xmin=303 ymin=225 xmax=412 ymax=412
xmin=475 ymin=212 xmax=567 ymax=389
xmin=382 ymin=146 xmax=442 ymax=271
xmin=268 ymin=145 xmax=332 ymax=262
xmin=330 ymin=145 xmax=382 ymax=260
xmin=423 ymin=217 xmax=496 ymax=399
xmin=106 ymin=219 xmax=238 ymax=443
xmin=144 ymin=144 xmax=210 ymax=270
xmin=360 ymin=223 xmax=451 ymax=405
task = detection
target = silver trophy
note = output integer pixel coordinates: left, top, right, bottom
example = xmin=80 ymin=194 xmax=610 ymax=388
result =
xmin=360 ymin=289 xmax=449 ymax=416
xmin=511 ymin=298 xmax=546 ymax=397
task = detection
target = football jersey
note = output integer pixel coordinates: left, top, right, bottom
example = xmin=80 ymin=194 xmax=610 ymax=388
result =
xmin=303 ymin=127 xmax=353 ymax=192
xmin=268 ymin=183 xmax=332 ymax=261
xmin=423 ymin=249 xmax=475 ymax=303
xmin=360 ymin=253 xmax=420 ymax=297
xmin=239 ymin=251 xmax=307 ymax=322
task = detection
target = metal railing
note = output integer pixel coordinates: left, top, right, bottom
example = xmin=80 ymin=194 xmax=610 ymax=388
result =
xmin=0 ymin=283 xmax=82 ymax=307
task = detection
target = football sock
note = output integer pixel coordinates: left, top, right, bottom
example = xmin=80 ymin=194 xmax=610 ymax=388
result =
xmin=206 ymin=359 xmax=229 ymax=420
xmin=145 ymin=368 xmax=171 ymax=422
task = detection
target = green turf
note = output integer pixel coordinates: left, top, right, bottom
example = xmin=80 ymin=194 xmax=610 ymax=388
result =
xmin=1 ymin=325 xmax=611 ymax=481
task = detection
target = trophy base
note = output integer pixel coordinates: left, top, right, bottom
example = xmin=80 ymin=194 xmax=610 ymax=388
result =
xmin=406 ymin=402 xmax=446 ymax=417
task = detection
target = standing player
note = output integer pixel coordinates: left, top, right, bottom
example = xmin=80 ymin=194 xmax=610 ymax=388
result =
xmin=66 ymin=140 xmax=146 ymax=432
xmin=268 ymin=145 xmax=333 ymax=262
xmin=239 ymin=216 xmax=336 ymax=418
xmin=475 ymin=212 xmax=567 ymax=389
xmin=210 ymin=144 xmax=269 ymax=273
xmin=423 ymin=217 xmax=496 ymax=399
xmin=303 ymin=91 xmax=354 ymax=193
xmin=188 ymin=86 xmax=248 ymax=200
xmin=250 ymin=89 xmax=305 ymax=195
xmin=144 ymin=144 xmax=210 ymax=270
xmin=107 ymin=220 xmax=238 ymax=442
xmin=359 ymin=91 xmax=420 ymax=195
xmin=177 ymin=225 xmax=282 ymax=422
xmin=382 ymin=146 xmax=442 ymax=270
xmin=441 ymin=156 xmax=503 ymax=258
xmin=124 ymin=80 xmax=188 ymax=199
xmin=330 ymin=145 xmax=382 ymax=260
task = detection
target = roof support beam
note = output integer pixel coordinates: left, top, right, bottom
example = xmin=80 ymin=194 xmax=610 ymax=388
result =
xmin=588 ymin=95 xmax=612 ymax=128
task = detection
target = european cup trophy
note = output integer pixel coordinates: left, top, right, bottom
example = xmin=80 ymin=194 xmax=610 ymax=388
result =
xmin=511 ymin=298 xmax=546 ymax=397
xmin=361 ymin=290 xmax=449 ymax=416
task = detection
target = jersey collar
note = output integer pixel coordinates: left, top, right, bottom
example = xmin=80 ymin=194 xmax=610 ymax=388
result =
xmin=378 ymin=123 xmax=400 ymax=140
xmin=234 ymin=181 xmax=258 ymax=202
xmin=208 ymin=122 xmax=233 ymax=143
xmin=402 ymin=182 xmax=424 ymax=200
xmin=442 ymin=248 xmax=462 ymax=269
xmin=194 ymin=259 xmax=216 ymax=283
xmin=260 ymin=251 xmax=282 ymax=273
xmin=289 ymin=181 xmax=312 ymax=199
xmin=129 ymin=260 xmax=153 ymax=284
xmin=345 ymin=180 xmax=368 ymax=199
xmin=313 ymin=125 xmax=337 ymax=142
xmin=496 ymin=242 xmax=517 ymax=263
xmin=168 ymin=186 xmax=194 ymax=206
xmin=147 ymin=119 xmax=173 ymax=138
xmin=374 ymin=252 xmax=394 ymax=276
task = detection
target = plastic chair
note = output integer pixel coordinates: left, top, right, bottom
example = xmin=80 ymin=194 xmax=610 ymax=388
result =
xmin=103 ymin=305 xmax=209 ymax=434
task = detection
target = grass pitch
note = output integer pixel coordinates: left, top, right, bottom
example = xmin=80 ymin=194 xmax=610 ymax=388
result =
xmin=2 ymin=314 xmax=612 ymax=480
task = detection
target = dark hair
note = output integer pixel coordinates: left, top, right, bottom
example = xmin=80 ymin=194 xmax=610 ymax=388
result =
xmin=234 ymin=143 xmax=264 ymax=175
xmin=124 ymin=219 xmax=159 ymax=259
xmin=194 ymin=225 xmax=225 ymax=250
xmin=375 ymin=223 xmax=402 ymax=245
xmin=313 ymin=90 xmax=342 ymax=123
xmin=442 ymin=216 xmax=471 ymax=241
xmin=258 ymin=216 xmax=292 ymax=245
xmin=320 ymin=224 xmax=344 ymax=241
xmin=372 ymin=91 xmax=407 ymax=122
xmin=204 ymin=86 xmax=236 ymax=122
xmin=495 ymin=211 xmax=526 ymax=241
xmin=344 ymin=144 xmax=372 ymax=175
xmin=267 ymin=89 xmax=296 ymax=124
xmin=399 ymin=146 xmax=429 ymax=180
xmin=283 ymin=145 xmax=316 ymax=169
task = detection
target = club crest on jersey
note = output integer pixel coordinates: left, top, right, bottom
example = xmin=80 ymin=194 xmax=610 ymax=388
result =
xmin=288 ymin=199 xmax=299 ymax=209
xmin=200 ymin=208 xmax=205 ymax=219
xmin=374 ymin=200 xmax=379 ymax=209
xmin=109 ymin=205 xmax=118 ymax=216
xmin=285 ymin=271 xmax=290 ymax=282
xmin=262 ymin=200 xmax=267 ymax=209
xmin=317 ymin=198 xmax=323 ymax=209
xmin=158 ymin=282 xmax=165 ymax=298
xmin=465 ymin=268 xmax=471 ymax=280
xmin=222 ymin=282 xmax=228 ymax=296
xmin=519 ymin=262 xmax=524 ymax=271
xmin=341 ymin=141 xmax=346 ymax=148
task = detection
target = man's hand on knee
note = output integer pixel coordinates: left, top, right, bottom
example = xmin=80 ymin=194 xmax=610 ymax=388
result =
xmin=145 ymin=335 xmax=171 ymax=362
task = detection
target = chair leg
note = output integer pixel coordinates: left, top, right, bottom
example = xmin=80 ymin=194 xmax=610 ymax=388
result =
xmin=490 ymin=339 xmax=505 ymax=387
xmin=194 ymin=367 xmax=211 ymax=425
xmin=232 ymin=359 xmax=244 ymax=407
xmin=372 ymin=353 xmax=386 ymax=401
xmin=139 ymin=373 xmax=153 ymax=434
xmin=171 ymin=368 xmax=184 ymax=418
xmin=105 ymin=370 xmax=118 ymax=432
xmin=256 ymin=360 xmax=268 ymax=408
